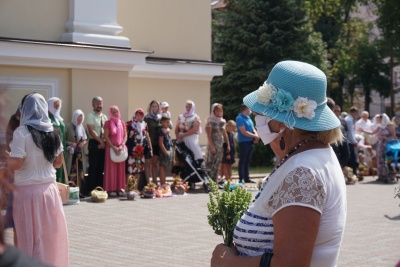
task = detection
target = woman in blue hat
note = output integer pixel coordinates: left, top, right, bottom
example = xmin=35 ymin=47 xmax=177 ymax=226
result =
xmin=211 ymin=61 xmax=346 ymax=267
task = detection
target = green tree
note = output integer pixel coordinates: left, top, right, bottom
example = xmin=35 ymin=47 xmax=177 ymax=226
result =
xmin=354 ymin=39 xmax=390 ymax=111
xmin=211 ymin=0 xmax=327 ymax=120
xmin=374 ymin=0 xmax=400 ymax=116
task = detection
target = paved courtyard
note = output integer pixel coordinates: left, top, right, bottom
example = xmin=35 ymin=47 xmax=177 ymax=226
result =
xmin=5 ymin=175 xmax=400 ymax=266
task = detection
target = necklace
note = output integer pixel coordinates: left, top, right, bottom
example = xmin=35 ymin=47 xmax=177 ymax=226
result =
xmin=252 ymin=136 xmax=319 ymax=203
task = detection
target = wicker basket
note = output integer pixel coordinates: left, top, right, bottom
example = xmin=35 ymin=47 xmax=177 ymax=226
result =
xmin=91 ymin=187 xmax=108 ymax=203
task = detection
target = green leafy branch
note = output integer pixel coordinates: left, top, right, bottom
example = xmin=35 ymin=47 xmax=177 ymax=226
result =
xmin=207 ymin=181 xmax=252 ymax=247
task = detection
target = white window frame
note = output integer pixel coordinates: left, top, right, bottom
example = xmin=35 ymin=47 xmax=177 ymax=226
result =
xmin=0 ymin=76 xmax=60 ymax=97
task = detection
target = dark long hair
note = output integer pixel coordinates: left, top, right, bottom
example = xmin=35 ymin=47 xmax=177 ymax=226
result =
xmin=27 ymin=126 xmax=61 ymax=163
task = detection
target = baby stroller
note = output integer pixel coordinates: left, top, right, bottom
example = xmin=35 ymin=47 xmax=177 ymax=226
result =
xmin=384 ymin=139 xmax=400 ymax=183
xmin=171 ymin=140 xmax=211 ymax=192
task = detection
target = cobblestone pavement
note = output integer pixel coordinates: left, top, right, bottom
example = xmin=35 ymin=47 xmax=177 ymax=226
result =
xmin=5 ymin=175 xmax=400 ymax=266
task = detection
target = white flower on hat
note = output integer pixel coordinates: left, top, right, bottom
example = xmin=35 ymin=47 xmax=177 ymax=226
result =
xmin=257 ymin=83 xmax=277 ymax=105
xmin=292 ymin=97 xmax=318 ymax=120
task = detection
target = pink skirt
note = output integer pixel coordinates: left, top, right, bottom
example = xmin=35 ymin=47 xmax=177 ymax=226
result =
xmin=13 ymin=181 xmax=69 ymax=267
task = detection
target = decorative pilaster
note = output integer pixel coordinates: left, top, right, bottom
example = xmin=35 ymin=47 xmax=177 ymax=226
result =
xmin=61 ymin=0 xmax=130 ymax=48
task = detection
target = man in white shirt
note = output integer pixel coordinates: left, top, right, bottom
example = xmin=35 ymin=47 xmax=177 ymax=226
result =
xmin=355 ymin=111 xmax=373 ymax=142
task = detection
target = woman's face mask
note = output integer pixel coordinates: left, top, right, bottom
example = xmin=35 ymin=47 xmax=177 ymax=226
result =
xmin=255 ymin=115 xmax=283 ymax=145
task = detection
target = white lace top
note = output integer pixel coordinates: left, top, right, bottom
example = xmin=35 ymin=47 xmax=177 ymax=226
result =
xmin=233 ymin=147 xmax=347 ymax=267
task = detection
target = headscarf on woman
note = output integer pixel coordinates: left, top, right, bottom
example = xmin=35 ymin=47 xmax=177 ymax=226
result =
xmin=108 ymin=105 xmax=124 ymax=145
xmin=206 ymin=103 xmax=226 ymax=125
xmin=183 ymin=100 xmax=196 ymax=118
xmin=21 ymin=93 xmax=53 ymax=132
xmin=373 ymin=113 xmax=390 ymax=129
xmin=132 ymin=108 xmax=146 ymax=143
xmin=20 ymin=93 xmax=60 ymax=163
xmin=145 ymin=100 xmax=161 ymax=121
xmin=47 ymin=97 xmax=64 ymax=125
xmin=72 ymin=109 xmax=87 ymax=142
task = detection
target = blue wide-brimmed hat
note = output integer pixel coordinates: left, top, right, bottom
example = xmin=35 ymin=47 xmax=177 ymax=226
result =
xmin=243 ymin=60 xmax=340 ymax=131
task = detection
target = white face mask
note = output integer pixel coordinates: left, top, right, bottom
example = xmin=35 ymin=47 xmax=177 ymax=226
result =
xmin=255 ymin=115 xmax=284 ymax=145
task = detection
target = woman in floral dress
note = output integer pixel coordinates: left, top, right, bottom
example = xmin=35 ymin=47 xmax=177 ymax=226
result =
xmin=367 ymin=114 xmax=396 ymax=182
xmin=205 ymin=103 xmax=229 ymax=183
xmin=126 ymin=109 xmax=152 ymax=189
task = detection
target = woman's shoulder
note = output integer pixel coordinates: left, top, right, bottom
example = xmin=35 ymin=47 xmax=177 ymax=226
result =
xmin=14 ymin=125 xmax=29 ymax=135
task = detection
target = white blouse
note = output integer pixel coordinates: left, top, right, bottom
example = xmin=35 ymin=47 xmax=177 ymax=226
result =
xmin=10 ymin=126 xmax=63 ymax=186
xmin=233 ymin=147 xmax=347 ymax=267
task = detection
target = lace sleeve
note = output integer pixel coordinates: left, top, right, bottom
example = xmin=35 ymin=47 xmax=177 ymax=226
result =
xmin=267 ymin=167 xmax=326 ymax=216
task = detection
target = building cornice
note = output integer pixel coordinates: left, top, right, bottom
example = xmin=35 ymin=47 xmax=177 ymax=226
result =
xmin=0 ymin=39 xmax=152 ymax=71
xmin=130 ymin=59 xmax=223 ymax=81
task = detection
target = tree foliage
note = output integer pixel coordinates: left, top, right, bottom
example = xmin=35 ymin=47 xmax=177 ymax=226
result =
xmin=211 ymin=0 xmax=327 ymax=120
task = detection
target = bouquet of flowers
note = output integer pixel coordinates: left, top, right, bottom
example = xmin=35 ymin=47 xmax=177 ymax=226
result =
xmin=207 ymin=181 xmax=252 ymax=247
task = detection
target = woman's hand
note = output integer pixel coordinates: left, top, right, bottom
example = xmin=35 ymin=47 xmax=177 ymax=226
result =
xmin=211 ymin=147 xmax=216 ymax=155
xmin=77 ymin=141 xmax=85 ymax=149
xmin=226 ymin=147 xmax=231 ymax=153
xmin=211 ymin=244 xmax=238 ymax=267
xmin=71 ymin=142 xmax=77 ymax=148
xmin=112 ymin=146 xmax=121 ymax=155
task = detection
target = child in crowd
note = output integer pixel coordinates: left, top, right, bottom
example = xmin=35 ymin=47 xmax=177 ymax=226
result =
xmin=160 ymin=102 xmax=173 ymax=129
xmin=159 ymin=115 xmax=172 ymax=185
xmin=220 ymin=120 xmax=236 ymax=182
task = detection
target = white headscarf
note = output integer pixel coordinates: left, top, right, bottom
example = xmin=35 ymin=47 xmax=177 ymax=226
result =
xmin=20 ymin=93 xmax=53 ymax=132
xmin=47 ymin=97 xmax=64 ymax=125
xmin=206 ymin=103 xmax=226 ymax=125
xmin=373 ymin=113 xmax=391 ymax=129
xmin=72 ymin=109 xmax=87 ymax=142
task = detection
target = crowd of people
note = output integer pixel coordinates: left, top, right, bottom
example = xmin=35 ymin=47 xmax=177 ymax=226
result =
xmin=1 ymin=65 xmax=399 ymax=267
xmin=328 ymin=102 xmax=400 ymax=184
xmin=2 ymin=93 xmax=240 ymax=265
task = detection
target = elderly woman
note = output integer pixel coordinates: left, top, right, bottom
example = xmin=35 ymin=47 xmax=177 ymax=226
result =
xmin=205 ymin=103 xmax=229 ymax=183
xmin=211 ymin=61 xmax=346 ymax=267
xmin=175 ymin=100 xmax=205 ymax=167
xmin=7 ymin=93 xmax=69 ymax=267
xmin=103 ymin=105 xmax=127 ymax=196
xmin=66 ymin=109 xmax=88 ymax=186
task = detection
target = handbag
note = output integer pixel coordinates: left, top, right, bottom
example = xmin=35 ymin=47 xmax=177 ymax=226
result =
xmin=110 ymin=145 xmax=128 ymax=163
xmin=57 ymin=182 xmax=70 ymax=204
xmin=91 ymin=187 xmax=108 ymax=202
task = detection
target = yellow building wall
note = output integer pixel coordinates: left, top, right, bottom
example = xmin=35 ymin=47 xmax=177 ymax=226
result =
xmin=128 ymin=78 xmax=211 ymax=144
xmin=0 ymin=66 xmax=130 ymax=125
xmin=0 ymin=0 xmax=68 ymax=41
xmin=70 ymin=69 xmax=130 ymax=122
xmin=118 ymin=0 xmax=212 ymax=61
xmin=0 ymin=66 xmax=70 ymax=122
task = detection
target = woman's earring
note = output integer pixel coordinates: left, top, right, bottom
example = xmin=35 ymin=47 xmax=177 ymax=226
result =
xmin=279 ymin=137 xmax=285 ymax=151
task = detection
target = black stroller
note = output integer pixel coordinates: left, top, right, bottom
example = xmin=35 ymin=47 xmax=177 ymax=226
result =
xmin=171 ymin=140 xmax=211 ymax=192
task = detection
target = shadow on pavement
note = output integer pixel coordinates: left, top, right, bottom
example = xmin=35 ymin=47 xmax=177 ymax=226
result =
xmin=384 ymin=214 xmax=400 ymax=220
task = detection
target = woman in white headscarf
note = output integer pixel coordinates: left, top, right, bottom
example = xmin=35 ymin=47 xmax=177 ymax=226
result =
xmin=365 ymin=113 xmax=396 ymax=182
xmin=175 ymin=100 xmax=204 ymax=166
xmin=66 ymin=109 xmax=88 ymax=186
xmin=47 ymin=97 xmax=66 ymax=183
xmin=7 ymin=93 xmax=69 ymax=267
